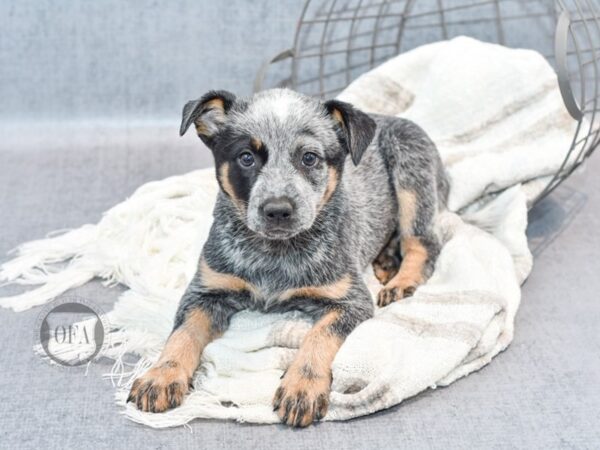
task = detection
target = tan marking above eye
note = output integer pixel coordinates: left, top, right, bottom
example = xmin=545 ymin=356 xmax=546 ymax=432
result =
xmin=199 ymin=258 xmax=260 ymax=297
xmin=397 ymin=189 xmax=418 ymax=236
xmin=279 ymin=273 xmax=352 ymax=301
xmin=250 ymin=137 xmax=262 ymax=151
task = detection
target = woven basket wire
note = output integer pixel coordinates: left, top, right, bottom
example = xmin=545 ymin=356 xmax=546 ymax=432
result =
xmin=254 ymin=0 xmax=600 ymax=206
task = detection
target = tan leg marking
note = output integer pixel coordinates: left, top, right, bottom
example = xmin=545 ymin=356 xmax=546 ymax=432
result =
xmin=398 ymin=189 xmax=417 ymax=234
xmin=128 ymin=310 xmax=216 ymax=412
xmin=273 ymin=310 xmax=342 ymax=427
xmin=199 ymin=258 xmax=259 ymax=297
xmin=376 ymin=189 xmax=427 ymax=306
xmin=318 ymin=166 xmax=339 ymax=210
xmin=279 ymin=273 xmax=351 ymax=301
xmin=377 ymin=236 xmax=428 ymax=307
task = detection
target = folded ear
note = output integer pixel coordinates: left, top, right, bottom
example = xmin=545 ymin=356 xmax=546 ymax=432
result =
xmin=324 ymin=99 xmax=376 ymax=166
xmin=179 ymin=90 xmax=237 ymax=142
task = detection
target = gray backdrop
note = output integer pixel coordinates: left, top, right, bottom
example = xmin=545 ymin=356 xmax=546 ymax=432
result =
xmin=1 ymin=0 xmax=558 ymax=123
xmin=0 ymin=0 xmax=304 ymax=122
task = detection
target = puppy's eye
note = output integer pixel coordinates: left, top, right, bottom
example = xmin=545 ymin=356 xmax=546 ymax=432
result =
xmin=238 ymin=152 xmax=255 ymax=168
xmin=301 ymin=152 xmax=318 ymax=167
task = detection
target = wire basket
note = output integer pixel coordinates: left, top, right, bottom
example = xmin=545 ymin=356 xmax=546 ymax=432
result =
xmin=254 ymin=0 xmax=600 ymax=206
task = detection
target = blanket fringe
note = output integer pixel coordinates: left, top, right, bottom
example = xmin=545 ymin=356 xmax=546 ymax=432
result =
xmin=0 ymin=225 xmax=100 ymax=311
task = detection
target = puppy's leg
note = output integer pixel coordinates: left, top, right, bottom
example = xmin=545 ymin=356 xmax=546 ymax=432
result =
xmin=127 ymin=306 xmax=215 ymax=412
xmin=128 ymin=261 xmax=246 ymax=412
xmin=375 ymin=118 xmax=446 ymax=306
xmin=273 ymin=279 xmax=373 ymax=427
xmin=377 ymin=187 xmax=440 ymax=307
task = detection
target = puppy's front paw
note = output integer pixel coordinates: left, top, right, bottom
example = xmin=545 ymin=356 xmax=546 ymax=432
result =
xmin=377 ymin=280 xmax=418 ymax=307
xmin=272 ymin=370 xmax=330 ymax=427
xmin=127 ymin=362 xmax=192 ymax=413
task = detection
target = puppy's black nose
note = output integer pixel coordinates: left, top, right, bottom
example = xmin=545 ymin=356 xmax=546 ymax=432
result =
xmin=263 ymin=198 xmax=294 ymax=224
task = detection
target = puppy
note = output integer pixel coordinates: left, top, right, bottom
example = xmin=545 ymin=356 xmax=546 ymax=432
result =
xmin=128 ymin=88 xmax=449 ymax=427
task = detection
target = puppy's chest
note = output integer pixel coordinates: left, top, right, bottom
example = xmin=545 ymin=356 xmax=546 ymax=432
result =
xmin=219 ymin=241 xmax=345 ymax=310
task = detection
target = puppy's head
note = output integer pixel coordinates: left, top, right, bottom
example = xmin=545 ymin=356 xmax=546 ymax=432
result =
xmin=180 ymin=88 xmax=376 ymax=240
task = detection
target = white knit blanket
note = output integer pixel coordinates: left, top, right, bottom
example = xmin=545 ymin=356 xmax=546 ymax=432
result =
xmin=0 ymin=37 xmax=580 ymax=426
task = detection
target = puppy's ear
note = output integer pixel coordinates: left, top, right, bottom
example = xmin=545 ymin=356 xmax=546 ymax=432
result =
xmin=179 ymin=90 xmax=237 ymax=143
xmin=324 ymin=99 xmax=376 ymax=165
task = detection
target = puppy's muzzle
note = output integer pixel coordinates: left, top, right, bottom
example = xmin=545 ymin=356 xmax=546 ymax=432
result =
xmin=261 ymin=197 xmax=295 ymax=231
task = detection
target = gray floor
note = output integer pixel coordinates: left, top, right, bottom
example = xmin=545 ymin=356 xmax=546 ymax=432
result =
xmin=1 ymin=124 xmax=599 ymax=449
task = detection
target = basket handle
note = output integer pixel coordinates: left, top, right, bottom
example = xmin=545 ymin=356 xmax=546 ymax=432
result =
xmin=253 ymin=48 xmax=295 ymax=93
xmin=555 ymin=9 xmax=583 ymax=121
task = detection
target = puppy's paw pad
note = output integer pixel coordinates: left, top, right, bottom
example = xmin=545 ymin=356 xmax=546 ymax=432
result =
xmin=127 ymin=363 xmax=192 ymax=413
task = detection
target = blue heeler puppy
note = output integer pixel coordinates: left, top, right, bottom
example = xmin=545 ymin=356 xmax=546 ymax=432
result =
xmin=128 ymin=88 xmax=449 ymax=427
